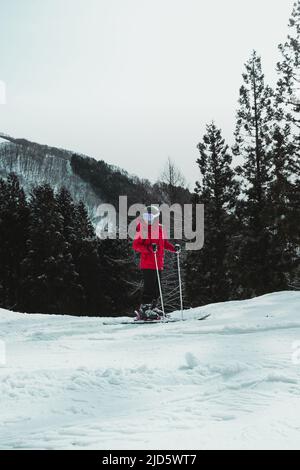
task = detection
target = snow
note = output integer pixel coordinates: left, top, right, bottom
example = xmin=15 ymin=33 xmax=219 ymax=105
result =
xmin=1 ymin=291 xmax=300 ymax=450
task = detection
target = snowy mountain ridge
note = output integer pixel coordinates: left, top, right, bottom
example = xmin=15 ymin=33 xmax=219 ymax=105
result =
xmin=1 ymin=291 xmax=300 ymax=450
xmin=0 ymin=133 xmax=103 ymax=225
xmin=0 ymin=132 xmax=155 ymax=231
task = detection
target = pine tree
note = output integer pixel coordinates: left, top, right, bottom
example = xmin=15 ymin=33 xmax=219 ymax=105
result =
xmin=65 ymin=197 xmax=99 ymax=314
xmin=56 ymin=187 xmax=77 ymax=243
xmin=275 ymin=1 xmax=300 ymax=289
xmin=0 ymin=174 xmax=29 ymax=310
xmin=20 ymin=185 xmax=83 ymax=314
xmin=75 ymin=201 xmax=95 ymax=239
xmin=185 ymin=123 xmax=239 ymax=306
xmin=233 ymin=51 xmax=276 ymax=297
xmin=234 ymin=51 xmax=274 ymax=206
xmin=266 ymin=125 xmax=299 ymax=290
xmin=98 ymin=238 xmax=139 ymax=314
xmin=74 ymin=236 xmax=103 ymax=315
xmin=277 ymin=0 xmax=300 ymax=158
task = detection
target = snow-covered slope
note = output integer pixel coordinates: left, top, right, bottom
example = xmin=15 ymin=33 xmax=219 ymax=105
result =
xmin=0 ymin=139 xmax=102 ymax=218
xmin=1 ymin=291 xmax=300 ymax=450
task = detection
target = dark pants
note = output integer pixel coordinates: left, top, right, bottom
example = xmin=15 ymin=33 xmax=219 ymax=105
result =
xmin=142 ymin=269 xmax=161 ymax=305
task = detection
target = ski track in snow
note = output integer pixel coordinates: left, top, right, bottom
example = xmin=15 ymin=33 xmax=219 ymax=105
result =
xmin=0 ymin=291 xmax=300 ymax=450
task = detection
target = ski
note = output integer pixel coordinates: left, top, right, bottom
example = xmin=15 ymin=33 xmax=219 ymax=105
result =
xmin=198 ymin=313 xmax=211 ymax=321
xmin=103 ymin=317 xmax=180 ymax=326
xmin=118 ymin=319 xmax=180 ymax=325
xmin=134 ymin=317 xmax=179 ymax=324
xmin=104 ymin=314 xmax=211 ymax=326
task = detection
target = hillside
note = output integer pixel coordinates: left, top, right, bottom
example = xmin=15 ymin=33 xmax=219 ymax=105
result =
xmin=1 ymin=291 xmax=300 ymax=450
xmin=0 ymin=133 xmax=155 ymax=229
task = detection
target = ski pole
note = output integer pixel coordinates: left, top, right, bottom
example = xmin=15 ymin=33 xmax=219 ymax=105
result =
xmin=152 ymin=243 xmax=165 ymax=320
xmin=175 ymin=244 xmax=184 ymax=321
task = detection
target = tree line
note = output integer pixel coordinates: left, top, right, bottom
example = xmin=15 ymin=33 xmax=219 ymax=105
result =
xmin=0 ymin=174 xmax=138 ymax=315
xmin=185 ymin=2 xmax=300 ymax=306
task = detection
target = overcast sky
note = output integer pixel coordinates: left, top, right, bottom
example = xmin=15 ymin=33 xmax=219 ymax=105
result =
xmin=0 ymin=0 xmax=294 ymax=186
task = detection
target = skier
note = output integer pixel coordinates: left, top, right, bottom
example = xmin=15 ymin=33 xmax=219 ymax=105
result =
xmin=133 ymin=205 xmax=176 ymax=320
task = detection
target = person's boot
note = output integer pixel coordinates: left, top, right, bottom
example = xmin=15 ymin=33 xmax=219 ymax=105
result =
xmin=137 ymin=303 xmax=161 ymax=321
xmin=137 ymin=304 xmax=153 ymax=320
xmin=149 ymin=300 xmax=163 ymax=319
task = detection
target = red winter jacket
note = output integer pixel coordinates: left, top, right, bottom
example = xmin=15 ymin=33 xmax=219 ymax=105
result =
xmin=133 ymin=221 xmax=176 ymax=270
